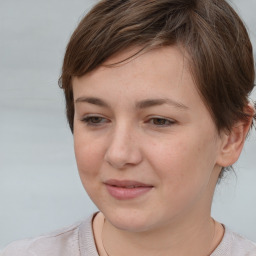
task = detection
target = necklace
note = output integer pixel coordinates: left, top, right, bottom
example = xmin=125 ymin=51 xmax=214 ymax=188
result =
xmin=101 ymin=219 xmax=110 ymax=256
xmin=186 ymin=218 xmax=217 ymax=256
xmin=206 ymin=218 xmax=217 ymax=256
xmin=101 ymin=218 xmax=217 ymax=256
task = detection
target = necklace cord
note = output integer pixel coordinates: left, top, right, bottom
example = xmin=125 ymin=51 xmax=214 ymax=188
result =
xmin=101 ymin=217 xmax=217 ymax=256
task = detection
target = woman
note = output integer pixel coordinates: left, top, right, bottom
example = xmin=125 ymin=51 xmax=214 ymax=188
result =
xmin=2 ymin=0 xmax=256 ymax=255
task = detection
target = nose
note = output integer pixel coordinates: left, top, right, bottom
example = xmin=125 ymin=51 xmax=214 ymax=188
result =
xmin=104 ymin=124 xmax=143 ymax=169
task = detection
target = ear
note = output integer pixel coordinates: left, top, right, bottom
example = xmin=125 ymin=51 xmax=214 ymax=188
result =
xmin=216 ymin=105 xmax=254 ymax=167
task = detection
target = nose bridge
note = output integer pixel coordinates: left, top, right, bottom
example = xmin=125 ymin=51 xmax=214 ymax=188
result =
xmin=104 ymin=120 xmax=142 ymax=169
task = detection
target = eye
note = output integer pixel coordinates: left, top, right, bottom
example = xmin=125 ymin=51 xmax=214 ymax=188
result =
xmin=81 ymin=115 xmax=108 ymax=126
xmin=148 ymin=117 xmax=175 ymax=127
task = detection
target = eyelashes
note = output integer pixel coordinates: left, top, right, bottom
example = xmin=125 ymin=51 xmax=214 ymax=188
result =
xmin=80 ymin=115 xmax=176 ymax=128
xmin=148 ymin=117 xmax=176 ymax=126
xmin=81 ymin=116 xmax=108 ymax=126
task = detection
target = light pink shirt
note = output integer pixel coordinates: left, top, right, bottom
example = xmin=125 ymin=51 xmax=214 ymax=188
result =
xmin=1 ymin=213 xmax=256 ymax=256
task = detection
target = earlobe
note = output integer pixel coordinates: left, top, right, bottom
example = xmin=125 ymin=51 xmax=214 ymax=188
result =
xmin=217 ymin=106 xmax=254 ymax=167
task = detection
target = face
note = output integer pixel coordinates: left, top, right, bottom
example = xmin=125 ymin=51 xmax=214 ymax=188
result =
xmin=73 ymin=46 xmax=224 ymax=233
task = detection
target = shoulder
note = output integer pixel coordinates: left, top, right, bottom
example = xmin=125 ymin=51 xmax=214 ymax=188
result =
xmin=0 ymin=215 xmax=97 ymax=256
xmin=212 ymin=226 xmax=256 ymax=256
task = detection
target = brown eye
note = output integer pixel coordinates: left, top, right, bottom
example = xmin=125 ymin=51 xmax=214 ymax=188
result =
xmin=82 ymin=116 xmax=107 ymax=126
xmin=149 ymin=117 xmax=175 ymax=126
xmin=153 ymin=118 xmax=167 ymax=125
xmin=90 ymin=117 xmax=103 ymax=123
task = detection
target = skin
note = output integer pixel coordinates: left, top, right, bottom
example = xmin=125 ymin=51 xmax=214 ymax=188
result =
xmin=72 ymin=46 xmax=251 ymax=256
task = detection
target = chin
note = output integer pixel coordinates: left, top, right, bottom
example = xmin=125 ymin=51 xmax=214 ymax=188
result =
xmin=102 ymin=207 xmax=161 ymax=233
xmin=109 ymin=218 xmax=152 ymax=233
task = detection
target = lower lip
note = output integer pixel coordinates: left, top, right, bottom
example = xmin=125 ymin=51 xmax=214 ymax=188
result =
xmin=105 ymin=185 xmax=153 ymax=200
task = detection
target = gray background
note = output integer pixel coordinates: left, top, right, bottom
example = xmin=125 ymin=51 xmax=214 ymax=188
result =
xmin=0 ymin=0 xmax=255 ymax=249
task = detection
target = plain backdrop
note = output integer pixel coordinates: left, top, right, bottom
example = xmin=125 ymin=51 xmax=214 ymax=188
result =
xmin=0 ymin=0 xmax=256 ymax=249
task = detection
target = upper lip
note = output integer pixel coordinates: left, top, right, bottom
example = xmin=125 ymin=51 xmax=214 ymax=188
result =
xmin=104 ymin=179 xmax=153 ymax=188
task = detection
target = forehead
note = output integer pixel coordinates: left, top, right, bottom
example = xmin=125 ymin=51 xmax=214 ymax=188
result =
xmin=73 ymin=46 xmax=192 ymax=92
xmin=103 ymin=45 xmax=191 ymax=74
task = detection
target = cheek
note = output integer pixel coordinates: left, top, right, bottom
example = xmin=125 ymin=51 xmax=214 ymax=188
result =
xmin=146 ymin=136 xmax=218 ymax=216
xmin=147 ymin=132 xmax=219 ymax=191
xmin=74 ymin=131 xmax=104 ymax=187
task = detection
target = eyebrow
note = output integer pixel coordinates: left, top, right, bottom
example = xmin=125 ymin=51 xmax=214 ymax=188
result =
xmin=75 ymin=97 xmax=110 ymax=107
xmin=135 ymin=98 xmax=189 ymax=110
xmin=75 ymin=97 xmax=189 ymax=110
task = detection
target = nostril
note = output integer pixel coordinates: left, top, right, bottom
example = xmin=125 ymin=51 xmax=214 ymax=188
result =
xmin=104 ymin=143 xmax=142 ymax=169
xmin=104 ymin=128 xmax=143 ymax=169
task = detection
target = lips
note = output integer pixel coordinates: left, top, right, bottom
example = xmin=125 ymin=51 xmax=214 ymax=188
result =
xmin=104 ymin=179 xmax=153 ymax=200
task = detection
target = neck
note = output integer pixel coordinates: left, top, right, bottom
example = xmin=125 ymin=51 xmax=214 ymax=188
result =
xmin=102 ymin=213 xmax=222 ymax=256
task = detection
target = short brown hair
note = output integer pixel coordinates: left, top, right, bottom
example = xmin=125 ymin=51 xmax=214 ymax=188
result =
xmin=59 ymin=0 xmax=255 ymax=134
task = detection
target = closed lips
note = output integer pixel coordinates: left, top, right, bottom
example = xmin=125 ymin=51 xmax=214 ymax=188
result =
xmin=104 ymin=179 xmax=153 ymax=188
xmin=104 ymin=179 xmax=154 ymax=200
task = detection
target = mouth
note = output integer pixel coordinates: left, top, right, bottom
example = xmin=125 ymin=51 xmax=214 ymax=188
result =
xmin=104 ymin=179 xmax=154 ymax=200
